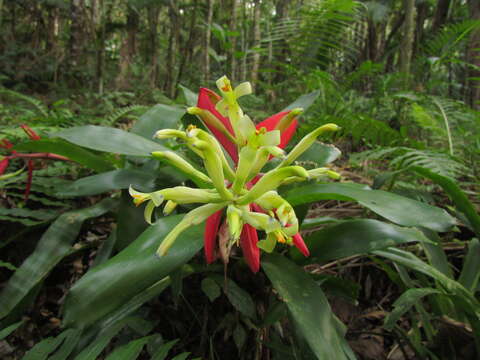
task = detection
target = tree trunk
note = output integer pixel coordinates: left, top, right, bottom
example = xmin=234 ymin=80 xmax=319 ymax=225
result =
xmin=414 ymin=1 xmax=428 ymax=58
xmin=399 ymin=0 xmax=415 ymax=85
xmin=116 ymin=4 xmax=139 ymax=89
xmin=148 ymin=5 xmax=160 ymax=88
xmin=251 ymin=0 xmax=261 ymax=87
xmin=69 ymin=0 xmax=84 ymax=70
xmin=228 ymin=0 xmax=239 ymax=79
xmin=92 ymin=0 xmax=106 ymax=94
xmin=467 ymin=0 xmax=480 ymax=109
xmin=203 ymin=0 xmax=214 ymax=83
xmin=164 ymin=1 xmax=179 ymax=96
xmin=176 ymin=0 xmax=198 ymax=96
xmin=432 ymin=0 xmax=450 ymax=33
xmin=0 ymin=0 xmax=4 ymax=29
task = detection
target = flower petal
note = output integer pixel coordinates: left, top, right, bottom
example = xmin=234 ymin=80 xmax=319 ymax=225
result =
xmin=240 ymin=224 xmax=260 ymax=273
xmin=197 ymin=88 xmax=238 ymax=163
xmin=204 ymin=210 xmax=223 ymax=264
xmin=256 ymin=111 xmax=298 ymax=149
xmin=292 ymin=232 xmax=310 ymax=257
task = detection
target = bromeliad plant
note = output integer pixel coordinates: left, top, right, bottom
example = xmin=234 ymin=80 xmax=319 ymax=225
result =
xmin=129 ymin=76 xmax=340 ymax=272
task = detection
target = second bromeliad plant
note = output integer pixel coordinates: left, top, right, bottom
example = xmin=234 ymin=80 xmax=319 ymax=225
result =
xmin=129 ymin=75 xmax=340 ymax=272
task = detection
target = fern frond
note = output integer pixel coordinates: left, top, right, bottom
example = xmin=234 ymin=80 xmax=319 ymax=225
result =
xmin=423 ymin=19 xmax=480 ymax=63
xmin=0 ymin=88 xmax=49 ymax=117
xmin=104 ymin=105 xmax=148 ymax=125
xmin=353 ymin=146 xmax=471 ymax=180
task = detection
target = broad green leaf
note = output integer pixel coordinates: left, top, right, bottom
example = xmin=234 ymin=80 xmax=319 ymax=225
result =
xmin=14 ymin=138 xmax=114 ymax=172
xmin=62 ymin=215 xmax=204 ymax=330
xmin=0 ymin=320 xmax=24 ymax=340
xmin=0 ymin=207 xmax=58 ymax=221
xmin=0 ymin=261 xmax=17 ymax=271
xmin=291 ymin=219 xmax=430 ymax=263
xmin=23 ymin=329 xmax=78 ymax=360
xmin=284 ymin=183 xmax=456 ymax=232
xmin=373 ymin=248 xmax=478 ymax=306
xmin=178 ymin=84 xmax=198 ymax=107
xmin=411 ymin=166 xmax=480 ymax=236
xmin=0 ymin=198 xmax=117 ymax=320
xmin=115 ymin=190 xmax=150 ymax=250
xmin=384 ymin=288 xmax=442 ymax=330
xmin=75 ymin=320 xmax=129 ymax=360
xmin=151 ymin=339 xmax=179 ymax=360
xmin=210 ymin=275 xmax=256 ymax=319
xmin=300 ymin=216 xmax=339 ymax=230
xmin=201 ymin=278 xmax=221 ymax=302
xmin=104 ymin=335 xmax=154 ymax=360
xmin=56 ymin=169 xmax=156 ymax=197
xmin=296 ymin=142 xmax=342 ymax=166
xmin=262 ymin=254 xmax=351 ymax=360
xmin=52 ymin=125 xmax=168 ymax=156
xmin=48 ymin=329 xmax=82 ymax=360
xmin=419 ymin=228 xmax=453 ymax=278
xmin=131 ymin=104 xmax=185 ymax=139
xmin=171 ymin=353 xmax=190 ymax=360
xmin=282 ymin=90 xmax=320 ymax=112
xmin=458 ymin=238 xmax=480 ymax=292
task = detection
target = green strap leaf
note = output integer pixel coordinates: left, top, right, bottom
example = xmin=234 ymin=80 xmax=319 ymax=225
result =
xmin=384 ymin=288 xmax=442 ymax=331
xmin=62 ymin=215 xmax=204 ymax=330
xmin=14 ymin=138 xmax=114 ymax=172
xmin=458 ymin=238 xmax=480 ymax=292
xmin=410 ymin=166 xmax=480 ymax=237
xmin=282 ymin=90 xmax=320 ymax=112
xmin=104 ymin=335 xmax=154 ymax=360
xmin=0 ymin=320 xmax=24 ymax=340
xmin=262 ymin=253 xmax=352 ymax=360
xmin=291 ymin=219 xmax=430 ymax=263
xmin=52 ymin=125 xmax=168 ymax=156
xmin=56 ymin=169 xmax=156 ymax=197
xmin=284 ymin=183 xmax=456 ymax=232
xmin=151 ymin=339 xmax=179 ymax=360
xmin=131 ymin=104 xmax=185 ymax=139
xmin=22 ymin=329 xmax=78 ymax=360
xmin=0 ymin=198 xmax=117 ymax=320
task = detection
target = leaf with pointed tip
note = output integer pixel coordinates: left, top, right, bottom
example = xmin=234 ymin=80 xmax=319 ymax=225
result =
xmin=262 ymin=254 xmax=352 ymax=360
xmin=0 ymin=198 xmax=117 ymax=320
xmin=62 ymin=215 xmax=204 ymax=330
xmin=56 ymin=169 xmax=156 ymax=197
xmin=290 ymin=219 xmax=430 ymax=263
xmin=284 ymin=183 xmax=456 ymax=232
xmin=52 ymin=126 xmax=168 ymax=156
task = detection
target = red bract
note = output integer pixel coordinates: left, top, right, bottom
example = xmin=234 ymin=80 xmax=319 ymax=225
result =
xmin=197 ymin=88 xmax=298 ymax=164
xmin=204 ymin=209 xmax=223 ymax=264
xmin=239 ymin=224 xmax=260 ymax=273
xmin=0 ymin=125 xmax=69 ymax=202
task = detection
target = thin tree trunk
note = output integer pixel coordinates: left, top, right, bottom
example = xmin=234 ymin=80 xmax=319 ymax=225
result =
xmin=164 ymin=1 xmax=179 ymax=96
xmin=251 ymin=0 xmax=261 ymax=87
xmin=203 ymin=0 xmax=214 ymax=83
xmin=229 ymin=0 xmax=239 ymax=79
xmin=92 ymin=0 xmax=106 ymax=94
xmin=116 ymin=5 xmax=139 ymax=89
xmin=69 ymin=0 xmax=84 ymax=69
xmin=0 ymin=0 xmax=4 ymax=29
xmin=413 ymin=1 xmax=428 ymax=58
xmin=467 ymin=0 xmax=480 ymax=109
xmin=399 ymin=0 xmax=415 ymax=85
xmin=148 ymin=4 xmax=160 ymax=88
xmin=432 ymin=0 xmax=450 ymax=33
xmin=176 ymin=0 xmax=198 ymax=97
